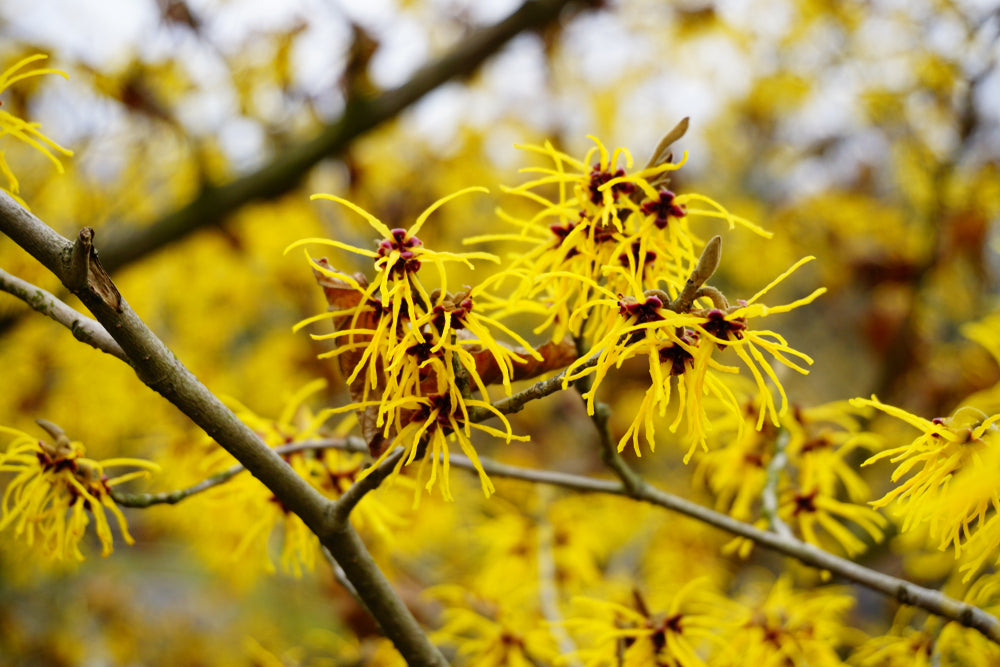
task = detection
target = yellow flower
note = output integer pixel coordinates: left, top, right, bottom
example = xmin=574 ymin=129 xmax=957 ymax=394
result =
xmin=355 ymin=384 xmax=525 ymax=505
xmin=288 ymin=186 xmax=498 ymax=362
xmin=429 ymin=585 xmax=558 ymax=667
xmin=784 ymin=401 xmax=882 ymax=503
xmin=0 ymin=423 xmax=157 ymax=560
xmin=693 ymin=410 xmax=776 ymax=520
xmin=0 ymin=54 xmax=73 ymax=199
xmin=292 ymin=190 xmax=550 ymax=502
xmin=850 ymin=608 xmax=936 ymax=667
xmin=778 ymin=485 xmax=886 ymax=557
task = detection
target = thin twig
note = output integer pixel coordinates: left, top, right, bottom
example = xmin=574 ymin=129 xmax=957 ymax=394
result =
xmin=333 ymin=448 xmax=407 ymax=523
xmin=571 ymin=337 xmax=642 ymax=493
xmin=111 ymin=438 xmax=367 ymax=507
xmin=112 ymin=465 xmax=242 ymax=508
xmin=468 ymin=351 xmax=602 ymax=423
xmin=439 ymin=452 xmax=1000 ymax=645
xmin=0 ymin=267 xmax=127 ymax=360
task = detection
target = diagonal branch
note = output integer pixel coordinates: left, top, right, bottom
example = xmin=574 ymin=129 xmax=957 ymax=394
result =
xmin=0 ymin=0 xmax=599 ymax=341
xmin=174 ymin=432 xmax=1000 ymax=646
xmin=0 ymin=191 xmax=448 ymax=667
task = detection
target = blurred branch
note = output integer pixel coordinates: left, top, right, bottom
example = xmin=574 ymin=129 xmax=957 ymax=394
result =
xmin=253 ymin=433 xmax=1000 ymax=645
xmin=0 ymin=0 xmax=598 ymax=339
xmin=534 ymin=487 xmax=582 ymax=666
xmin=0 ymin=192 xmax=448 ymax=667
xmin=95 ymin=0 xmax=597 ymax=274
xmin=870 ymin=23 xmax=997 ymax=407
xmin=0 ymin=266 xmax=127 ymax=360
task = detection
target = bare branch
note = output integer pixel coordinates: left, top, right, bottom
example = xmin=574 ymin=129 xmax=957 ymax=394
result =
xmin=95 ymin=0 xmax=599 ymax=275
xmin=0 ymin=0 xmax=600 ymax=343
xmin=467 ymin=351 xmax=602 ymax=423
xmin=332 ymin=448 xmax=406 ymax=524
xmin=535 ymin=487 xmax=582 ymax=665
xmin=144 ymin=433 xmax=1000 ymax=645
xmin=0 ymin=267 xmax=127 ymax=360
xmin=112 ymin=438 xmax=369 ymax=508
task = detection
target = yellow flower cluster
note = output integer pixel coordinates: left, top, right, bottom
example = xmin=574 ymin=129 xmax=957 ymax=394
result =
xmin=288 ymin=199 xmax=533 ymax=503
xmin=478 ymin=135 xmax=824 ymax=460
xmin=290 ymin=132 xmax=831 ymax=504
xmin=697 ymin=400 xmax=886 ymax=558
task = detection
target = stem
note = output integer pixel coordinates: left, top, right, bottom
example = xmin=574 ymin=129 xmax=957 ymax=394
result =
xmin=333 ymin=448 xmax=406 ymax=524
xmin=467 ymin=351 xmax=602 ymax=422
xmin=535 ymin=486 xmax=583 ymax=665
xmin=571 ymin=337 xmax=642 ymax=493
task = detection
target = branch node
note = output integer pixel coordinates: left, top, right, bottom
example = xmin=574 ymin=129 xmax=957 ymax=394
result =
xmin=68 ymin=227 xmax=122 ymax=312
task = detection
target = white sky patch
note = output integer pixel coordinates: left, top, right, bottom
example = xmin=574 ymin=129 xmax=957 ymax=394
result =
xmin=0 ymin=0 xmax=157 ymax=68
xmin=369 ymin=15 xmax=431 ymax=89
xmin=561 ymin=12 xmax=650 ymax=88
xmin=200 ymin=0 xmax=309 ymax=54
xmin=409 ymin=83 xmax=466 ymax=153
xmin=430 ymin=0 xmax=523 ymax=24
xmin=291 ymin=15 xmax=352 ymax=95
xmin=219 ymin=116 xmax=267 ymax=171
